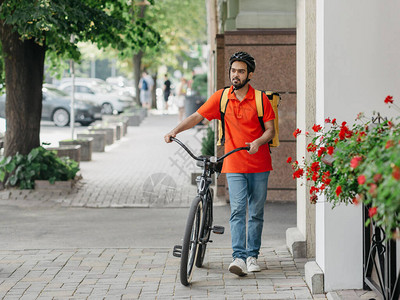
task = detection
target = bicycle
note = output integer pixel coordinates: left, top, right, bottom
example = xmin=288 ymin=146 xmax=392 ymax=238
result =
xmin=171 ymin=137 xmax=249 ymax=286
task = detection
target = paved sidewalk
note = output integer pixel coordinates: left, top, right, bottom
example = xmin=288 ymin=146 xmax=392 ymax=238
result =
xmin=0 ymin=111 xmax=377 ymax=299
xmin=0 ymin=246 xmax=319 ymax=300
xmin=0 ymin=113 xmax=203 ymax=208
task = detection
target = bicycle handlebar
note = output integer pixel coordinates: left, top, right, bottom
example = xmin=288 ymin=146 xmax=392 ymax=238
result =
xmin=170 ymin=137 xmax=203 ymax=161
xmin=170 ymin=137 xmax=250 ymax=163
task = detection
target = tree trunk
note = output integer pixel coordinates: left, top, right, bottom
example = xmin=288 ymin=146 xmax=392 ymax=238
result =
xmin=133 ymin=51 xmax=142 ymax=106
xmin=0 ymin=23 xmax=45 ymax=156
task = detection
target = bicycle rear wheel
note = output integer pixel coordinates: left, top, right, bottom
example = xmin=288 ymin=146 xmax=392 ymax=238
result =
xmin=196 ymin=190 xmax=213 ymax=268
xmin=180 ymin=196 xmax=202 ymax=286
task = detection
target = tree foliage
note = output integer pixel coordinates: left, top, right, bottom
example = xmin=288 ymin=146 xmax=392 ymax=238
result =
xmin=0 ymin=0 xmax=161 ymax=86
xmin=117 ymin=0 xmax=207 ymax=73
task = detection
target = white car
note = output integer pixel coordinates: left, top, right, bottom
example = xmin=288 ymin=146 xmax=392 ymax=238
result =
xmin=58 ymin=79 xmax=133 ymax=114
xmin=106 ymin=76 xmax=136 ymax=99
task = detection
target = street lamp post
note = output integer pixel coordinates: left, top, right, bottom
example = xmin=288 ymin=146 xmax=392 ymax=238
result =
xmin=69 ymin=35 xmax=76 ymax=139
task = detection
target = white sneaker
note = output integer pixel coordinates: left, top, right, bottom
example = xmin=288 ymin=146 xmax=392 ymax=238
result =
xmin=246 ymin=257 xmax=261 ymax=272
xmin=228 ymin=258 xmax=247 ymax=276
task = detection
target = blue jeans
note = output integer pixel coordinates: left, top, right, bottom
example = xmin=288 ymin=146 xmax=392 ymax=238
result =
xmin=226 ymin=172 xmax=270 ymax=260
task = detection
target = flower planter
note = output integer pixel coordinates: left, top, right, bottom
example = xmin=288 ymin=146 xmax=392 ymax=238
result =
xmin=88 ymin=127 xmax=115 ymax=145
xmin=128 ymin=107 xmax=147 ymax=119
xmin=102 ymin=116 xmax=128 ymax=136
xmin=59 ymin=138 xmax=93 ymax=161
xmin=77 ymin=132 xmax=106 ymax=152
xmin=121 ymin=113 xmax=141 ymax=126
xmin=46 ymin=145 xmax=81 ymax=164
xmin=34 ymin=179 xmax=75 ymax=192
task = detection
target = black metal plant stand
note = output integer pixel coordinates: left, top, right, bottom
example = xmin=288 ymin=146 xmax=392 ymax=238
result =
xmin=363 ymin=204 xmax=399 ymax=300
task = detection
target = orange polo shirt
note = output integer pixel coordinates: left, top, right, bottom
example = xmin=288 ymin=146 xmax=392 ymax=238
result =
xmin=197 ymin=85 xmax=275 ymax=173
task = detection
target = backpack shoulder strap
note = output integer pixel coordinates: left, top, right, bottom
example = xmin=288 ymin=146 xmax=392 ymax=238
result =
xmin=254 ymin=89 xmax=265 ymax=131
xmin=217 ymin=88 xmax=230 ymax=146
xmin=220 ymin=88 xmax=230 ymax=113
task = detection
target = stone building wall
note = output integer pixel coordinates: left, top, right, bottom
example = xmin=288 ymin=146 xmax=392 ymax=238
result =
xmin=215 ymin=29 xmax=297 ymax=202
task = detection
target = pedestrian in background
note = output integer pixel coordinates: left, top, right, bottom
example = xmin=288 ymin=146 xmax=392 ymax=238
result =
xmin=139 ymin=71 xmax=154 ymax=110
xmin=163 ymin=74 xmax=171 ymax=112
xmin=164 ymin=52 xmax=275 ymax=276
xmin=176 ymin=77 xmax=187 ymax=122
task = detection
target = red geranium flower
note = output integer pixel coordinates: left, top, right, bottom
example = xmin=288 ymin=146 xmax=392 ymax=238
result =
xmin=335 ymin=186 xmax=342 ymax=196
xmin=293 ymin=128 xmax=301 ymax=138
xmin=350 ymin=156 xmax=363 ymax=169
xmin=358 ymin=175 xmax=366 ymax=185
xmin=287 ymin=157 xmax=292 ymax=163
xmin=385 ymin=140 xmax=395 ymax=149
xmin=331 ymin=118 xmax=337 ymax=124
xmin=307 ymin=143 xmax=317 ymax=152
xmin=392 ymin=166 xmax=400 ymax=180
xmin=384 ymin=95 xmax=393 ymax=104
xmin=368 ymin=206 xmax=377 ymax=218
xmin=310 ymin=194 xmax=318 ymax=204
xmin=339 ymin=123 xmax=353 ymax=140
xmin=310 ymin=162 xmax=320 ymax=172
xmin=317 ymin=147 xmax=326 ymax=157
xmin=322 ymin=171 xmax=331 ymax=185
xmin=388 ymin=121 xmax=394 ymax=129
xmin=312 ymin=124 xmax=322 ymax=132
xmin=325 ymin=118 xmax=331 ymax=123
xmin=327 ymin=146 xmax=334 ymax=155
xmin=373 ymin=173 xmax=382 ymax=183
xmin=369 ymin=183 xmax=377 ymax=197
xmin=312 ymin=172 xmax=319 ymax=181
xmin=292 ymin=168 xmax=304 ymax=179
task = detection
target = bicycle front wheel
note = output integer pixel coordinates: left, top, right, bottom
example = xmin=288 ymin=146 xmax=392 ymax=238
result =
xmin=196 ymin=190 xmax=213 ymax=268
xmin=180 ymin=196 xmax=203 ymax=286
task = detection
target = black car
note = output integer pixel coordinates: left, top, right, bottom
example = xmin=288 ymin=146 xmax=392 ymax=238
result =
xmin=0 ymin=84 xmax=102 ymax=127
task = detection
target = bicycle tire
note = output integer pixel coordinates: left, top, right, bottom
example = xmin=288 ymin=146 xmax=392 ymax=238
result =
xmin=180 ymin=196 xmax=202 ymax=286
xmin=196 ymin=190 xmax=213 ymax=268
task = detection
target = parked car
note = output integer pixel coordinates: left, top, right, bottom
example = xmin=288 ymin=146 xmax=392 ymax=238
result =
xmin=0 ymin=84 xmax=102 ymax=127
xmin=58 ymin=78 xmax=133 ymax=114
xmin=106 ymin=76 xmax=136 ymax=99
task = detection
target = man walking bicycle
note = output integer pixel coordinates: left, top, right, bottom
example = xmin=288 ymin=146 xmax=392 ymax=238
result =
xmin=164 ymin=52 xmax=275 ymax=276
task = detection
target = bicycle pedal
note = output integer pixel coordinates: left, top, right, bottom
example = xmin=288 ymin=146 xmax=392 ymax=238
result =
xmin=212 ymin=225 xmax=225 ymax=234
xmin=173 ymin=245 xmax=182 ymax=257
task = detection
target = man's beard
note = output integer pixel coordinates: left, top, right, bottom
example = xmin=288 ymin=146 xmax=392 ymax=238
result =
xmin=231 ymin=77 xmax=242 ymax=89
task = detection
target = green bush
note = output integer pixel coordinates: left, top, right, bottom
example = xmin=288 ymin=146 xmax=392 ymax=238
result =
xmin=201 ymin=126 xmax=214 ymax=156
xmin=191 ymin=74 xmax=208 ymax=100
xmin=0 ymin=146 xmax=80 ymax=189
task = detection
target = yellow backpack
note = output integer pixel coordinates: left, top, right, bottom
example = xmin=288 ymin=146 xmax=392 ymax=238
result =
xmin=217 ymin=88 xmax=280 ymax=147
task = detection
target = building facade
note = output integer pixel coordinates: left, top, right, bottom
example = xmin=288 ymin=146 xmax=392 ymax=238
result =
xmin=206 ymin=0 xmax=297 ymax=202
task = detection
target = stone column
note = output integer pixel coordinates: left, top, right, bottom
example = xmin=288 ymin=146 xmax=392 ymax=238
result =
xmin=224 ymin=0 xmax=239 ymax=31
xmin=287 ymin=0 xmax=316 ymax=261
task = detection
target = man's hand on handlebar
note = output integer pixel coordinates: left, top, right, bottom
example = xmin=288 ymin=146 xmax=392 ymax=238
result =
xmin=164 ymin=131 xmax=177 ymax=143
xmin=245 ymin=140 xmax=261 ymax=155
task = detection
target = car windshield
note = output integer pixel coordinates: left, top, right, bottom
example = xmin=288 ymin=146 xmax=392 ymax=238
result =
xmin=91 ymin=82 xmax=114 ymax=94
xmin=43 ymin=86 xmax=69 ymax=98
